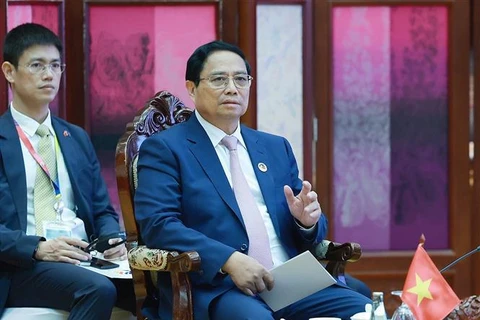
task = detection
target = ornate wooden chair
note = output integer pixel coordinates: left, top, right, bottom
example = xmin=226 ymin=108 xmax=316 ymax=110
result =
xmin=115 ymin=90 xmax=363 ymax=320
xmin=446 ymin=295 xmax=480 ymax=320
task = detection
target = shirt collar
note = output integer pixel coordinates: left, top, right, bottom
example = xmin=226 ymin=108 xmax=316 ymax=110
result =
xmin=10 ymin=102 xmax=55 ymax=138
xmin=195 ymin=111 xmax=246 ymax=149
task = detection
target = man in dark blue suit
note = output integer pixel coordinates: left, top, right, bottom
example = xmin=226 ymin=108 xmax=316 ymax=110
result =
xmin=134 ymin=41 xmax=371 ymax=320
xmin=0 ymin=23 xmax=135 ymax=319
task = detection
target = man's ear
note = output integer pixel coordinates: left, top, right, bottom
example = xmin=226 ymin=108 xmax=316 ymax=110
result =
xmin=185 ymin=80 xmax=196 ymax=101
xmin=1 ymin=62 xmax=15 ymax=84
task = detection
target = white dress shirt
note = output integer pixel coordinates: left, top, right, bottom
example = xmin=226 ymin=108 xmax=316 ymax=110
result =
xmin=11 ymin=104 xmax=86 ymax=239
xmin=195 ymin=111 xmax=290 ymax=267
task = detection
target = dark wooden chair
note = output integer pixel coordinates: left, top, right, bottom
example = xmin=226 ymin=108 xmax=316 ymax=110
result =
xmin=446 ymin=295 xmax=480 ymax=320
xmin=115 ymin=90 xmax=363 ymax=320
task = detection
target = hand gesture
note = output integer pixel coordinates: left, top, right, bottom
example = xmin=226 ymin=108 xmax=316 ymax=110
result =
xmin=284 ymin=180 xmax=322 ymax=228
xmin=103 ymin=238 xmax=127 ymax=260
xmin=222 ymin=252 xmax=274 ymax=296
xmin=35 ymin=237 xmax=91 ymax=264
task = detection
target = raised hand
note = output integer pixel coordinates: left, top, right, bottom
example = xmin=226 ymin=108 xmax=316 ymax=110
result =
xmin=284 ymin=180 xmax=322 ymax=228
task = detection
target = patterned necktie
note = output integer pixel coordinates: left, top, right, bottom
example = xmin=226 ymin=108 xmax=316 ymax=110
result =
xmin=222 ymin=136 xmax=273 ymax=269
xmin=33 ymin=124 xmax=58 ymax=236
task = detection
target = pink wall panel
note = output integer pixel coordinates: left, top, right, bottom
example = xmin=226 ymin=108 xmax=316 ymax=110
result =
xmin=87 ymin=4 xmax=216 ymax=215
xmin=88 ymin=6 xmax=155 ymax=135
xmin=7 ymin=4 xmax=32 ymax=29
xmin=389 ymin=6 xmax=448 ymax=250
xmin=153 ymin=5 xmax=217 ymax=106
xmin=332 ymin=6 xmax=391 ymax=250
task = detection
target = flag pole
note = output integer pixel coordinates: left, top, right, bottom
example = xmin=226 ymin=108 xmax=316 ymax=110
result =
xmin=439 ymin=246 xmax=480 ymax=273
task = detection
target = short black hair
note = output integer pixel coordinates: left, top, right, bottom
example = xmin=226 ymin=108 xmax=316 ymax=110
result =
xmin=3 ymin=23 xmax=63 ymax=67
xmin=185 ymin=40 xmax=251 ymax=86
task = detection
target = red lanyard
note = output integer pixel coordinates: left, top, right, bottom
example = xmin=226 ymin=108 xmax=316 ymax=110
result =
xmin=14 ymin=121 xmax=61 ymax=197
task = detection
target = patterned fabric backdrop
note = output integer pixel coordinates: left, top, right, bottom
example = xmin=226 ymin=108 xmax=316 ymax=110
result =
xmin=257 ymin=4 xmax=304 ymax=178
xmin=333 ymin=6 xmax=448 ymax=250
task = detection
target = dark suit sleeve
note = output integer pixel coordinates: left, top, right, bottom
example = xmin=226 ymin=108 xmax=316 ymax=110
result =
xmin=135 ymin=136 xmax=236 ymax=285
xmin=0 ymin=154 xmax=43 ymax=268
xmin=0 ymin=225 xmax=43 ymax=268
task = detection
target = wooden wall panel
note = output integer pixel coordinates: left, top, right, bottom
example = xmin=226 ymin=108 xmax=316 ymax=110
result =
xmin=64 ymin=0 xmax=85 ymax=127
xmin=238 ymin=0 xmax=256 ymax=129
xmin=0 ymin=1 xmax=6 ymax=111
xmin=472 ymin=0 xmax=480 ymax=297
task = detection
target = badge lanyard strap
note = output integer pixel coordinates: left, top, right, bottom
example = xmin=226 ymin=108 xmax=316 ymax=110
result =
xmin=14 ymin=121 xmax=62 ymax=203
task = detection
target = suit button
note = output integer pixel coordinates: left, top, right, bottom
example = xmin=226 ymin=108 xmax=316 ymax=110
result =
xmin=240 ymin=244 xmax=248 ymax=252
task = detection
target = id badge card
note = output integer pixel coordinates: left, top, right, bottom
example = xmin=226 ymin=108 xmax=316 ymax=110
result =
xmin=43 ymin=220 xmax=75 ymax=240
xmin=42 ymin=208 xmax=87 ymax=240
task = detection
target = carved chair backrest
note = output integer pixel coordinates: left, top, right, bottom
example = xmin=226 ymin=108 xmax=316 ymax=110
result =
xmin=115 ymin=90 xmax=193 ymax=314
xmin=116 ymin=90 xmax=192 ymax=246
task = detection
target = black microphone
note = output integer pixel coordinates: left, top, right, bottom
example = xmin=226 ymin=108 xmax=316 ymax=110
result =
xmin=439 ymin=246 xmax=480 ymax=273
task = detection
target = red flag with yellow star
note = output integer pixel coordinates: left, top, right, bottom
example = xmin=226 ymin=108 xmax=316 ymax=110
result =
xmin=401 ymin=242 xmax=460 ymax=320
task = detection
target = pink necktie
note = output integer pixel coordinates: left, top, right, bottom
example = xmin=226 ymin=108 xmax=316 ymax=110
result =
xmin=222 ymin=136 xmax=273 ymax=269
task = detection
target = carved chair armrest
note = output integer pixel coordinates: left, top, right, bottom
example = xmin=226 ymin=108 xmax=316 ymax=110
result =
xmin=314 ymin=240 xmax=362 ymax=262
xmin=445 ymin=295 xmax=480 ymax=320
xmin=314 ymin=240 xmax=362 ymax=281
xmin=128 ymin=245 xmax=201 ymax=272
xmin=127 ymin=245 xmax=201 ymax=320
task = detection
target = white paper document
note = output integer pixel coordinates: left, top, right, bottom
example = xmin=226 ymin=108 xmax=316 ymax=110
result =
xmin=259 ymin=251 xmax=337 ymax=311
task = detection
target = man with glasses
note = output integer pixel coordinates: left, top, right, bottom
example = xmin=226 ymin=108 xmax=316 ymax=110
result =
xmin=135 ymin=40 xmax=371 ymax=320
xmin=0 ymin=23 xmax=135 ymax=319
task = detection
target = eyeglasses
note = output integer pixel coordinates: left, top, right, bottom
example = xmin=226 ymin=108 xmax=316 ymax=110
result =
xmin=20 ymin=62 xmax=66 ymax=75
xmin=199 ymin=74 xmax=253 ymax=89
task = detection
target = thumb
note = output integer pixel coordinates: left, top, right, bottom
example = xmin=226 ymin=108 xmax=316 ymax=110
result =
xmin=109 ymin=238 xmax=122 ymax=245
xmin=284 ymin=185 xmax=296 ymax=205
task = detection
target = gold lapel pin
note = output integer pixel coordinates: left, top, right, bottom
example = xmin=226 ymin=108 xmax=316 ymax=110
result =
xmin=258 ymin=162 xmax=267 ymax=172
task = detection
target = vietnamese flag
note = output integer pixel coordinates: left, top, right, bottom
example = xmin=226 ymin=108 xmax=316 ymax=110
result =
xmin=401 ymin=242 xmax=460 ymax=320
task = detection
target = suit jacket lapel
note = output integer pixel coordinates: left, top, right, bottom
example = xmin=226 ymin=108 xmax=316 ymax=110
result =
xmin=186 ymin=116 xmax=245 ymax=226
xmin=0 ymin=110 xmax=28 ymax=229
xmin=51 ymin=118 xmax=81 ymax=202
xmin=242 ymin=127 xmax=280 ymax=232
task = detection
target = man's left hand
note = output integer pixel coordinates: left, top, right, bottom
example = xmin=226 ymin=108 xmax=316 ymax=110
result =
xmin=103 ymin=238 xmax=127 ymax=260
xmin=284 ymin=180 xmax=322 ymax=228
